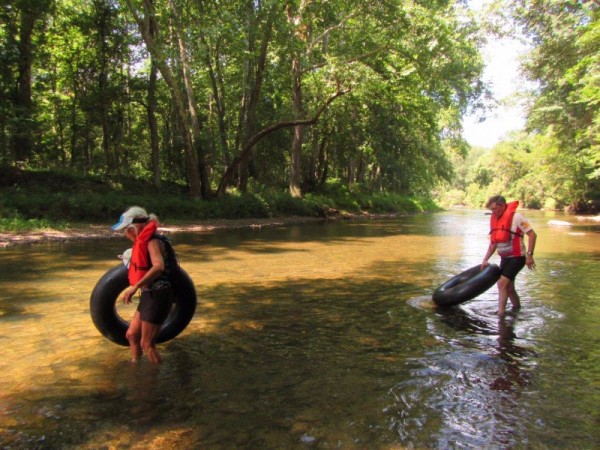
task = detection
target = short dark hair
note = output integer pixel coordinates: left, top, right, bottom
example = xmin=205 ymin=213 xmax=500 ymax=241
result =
xmin=486 ymin=195 xmax=506 ymax=208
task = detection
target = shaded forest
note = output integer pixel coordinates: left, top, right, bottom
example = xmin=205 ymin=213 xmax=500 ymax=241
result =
xmin=1 ymin=0 xmax=598 ymax=212
xmin=0 ymin=0 xmax=485 ymax=200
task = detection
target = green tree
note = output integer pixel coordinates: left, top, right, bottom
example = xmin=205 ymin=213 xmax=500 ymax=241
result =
xmin=0 ymin=0 xmax=52 ymax=163
xmin=509 ymin=0 xmax=600 ymax=208
xmin=0 ymin=0 xmax=487 ymax=203
xmin=124 ymin=0 xmax=205 ymax=197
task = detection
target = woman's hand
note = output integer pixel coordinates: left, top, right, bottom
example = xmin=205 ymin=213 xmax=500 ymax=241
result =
xmin=122 ymin=286 xmax=139 ymax=304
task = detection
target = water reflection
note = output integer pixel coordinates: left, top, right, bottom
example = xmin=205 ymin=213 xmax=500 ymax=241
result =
xmin=0 ymin=210 xmax=599 ymax=448
xmin=491 ymin=315 xmax=533 ymax=391
xmin=389 ymin=300 xmax=542 ymax=448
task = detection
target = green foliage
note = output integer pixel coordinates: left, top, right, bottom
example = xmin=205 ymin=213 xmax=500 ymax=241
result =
xmin=434 ymin=188 xmax=467 ymax=209
xmin=357 ymin=192 xmax=435 ymax=214
xmin=307 ymin=179 xmax=362 ymax=213
xmin=437 ymin=129 xmax=595 ymax=210
xmin=438 ymin=1 xmax=599 ymax=211
xmin=0 ymin=0 xmax=486 ymax=200
xmin=505 ymin=0 xmax=600 ymax=208
xmin=0 ymin=207 xmax=59 ymax=232
xmin=0 ymin=168 xmax=439 ymax=231
xmin=201 ymin=194 xmax=273 ymax=220
xmin=267 ymin=192 xmax=320 ymax=217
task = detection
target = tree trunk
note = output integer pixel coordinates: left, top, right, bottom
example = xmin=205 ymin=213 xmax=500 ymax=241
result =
xmin=13 ymin=6 xmax=35 ymax=163
xmin=287 ymin=3 xmax=307 ymax=198
xmin=202 ymin=35 xmax=229 ymax=166
xmin=50 ymin=68 xmax=67 ymax=165
xmin=126 ymin=0 xmax=202 ymax=197
xmin=69 ymin=75 xmax=78 ymax=167
xmin=148 ymin=59 xmax=161 ymax=187
xmin=237 ymin=6 xmax=274 ymax=192
xmin=172 ymin=0 xmax=211 ymax=198
xmin=306 ymin=127 xmax=330 ymax=190
xmin=95 ymin=1 xmax=113 ymax=173
xmin=100 ymin=108 xmax=111 ymax=171
xmin=316 ymin=132 xmax=329 ymax=187
xmin=356 ymin=150 xmax=365 ymax=183
xmin=289 ymin=56 xmax=304 ymax=198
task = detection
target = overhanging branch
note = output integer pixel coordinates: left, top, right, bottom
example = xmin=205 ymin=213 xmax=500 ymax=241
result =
xmin=216 ymin=88 xmax=350 ymax=197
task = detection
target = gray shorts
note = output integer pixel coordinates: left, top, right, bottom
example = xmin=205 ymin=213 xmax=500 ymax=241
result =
xmin=138 ymin=286 xmax=174 ymax=325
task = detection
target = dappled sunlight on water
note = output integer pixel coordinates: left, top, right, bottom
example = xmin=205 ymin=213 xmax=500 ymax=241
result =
xmin=1 ymin=211 xmax=599 ymax=448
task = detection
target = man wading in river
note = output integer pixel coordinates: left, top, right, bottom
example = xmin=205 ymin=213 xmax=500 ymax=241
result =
xmin=112 ymin=206 xmax=175 ymax=363
xmin=481 ymin=195 xmax=537 ymax=316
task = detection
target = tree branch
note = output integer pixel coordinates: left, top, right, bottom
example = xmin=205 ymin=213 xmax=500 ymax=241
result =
xmin=216 ymin=88 xmax=350 ymax=196
xmin=307 ymin=11 xmax=358 ymax=53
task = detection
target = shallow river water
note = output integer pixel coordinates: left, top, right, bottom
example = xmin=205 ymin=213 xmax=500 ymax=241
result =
xmin=0 ymin=209 xmax=599 ymax=449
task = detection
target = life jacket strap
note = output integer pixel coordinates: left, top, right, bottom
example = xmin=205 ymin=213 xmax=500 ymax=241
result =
xmin=489 ymin=227 xmax=523 ymax=238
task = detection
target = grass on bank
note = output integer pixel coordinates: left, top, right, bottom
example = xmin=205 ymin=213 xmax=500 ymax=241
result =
xmin=0 ymin=167 xmax=441 ymax=232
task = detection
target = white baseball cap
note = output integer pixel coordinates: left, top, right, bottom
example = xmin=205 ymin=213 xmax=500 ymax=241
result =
xmin=111 ymin=206 xmax=149 ymax=231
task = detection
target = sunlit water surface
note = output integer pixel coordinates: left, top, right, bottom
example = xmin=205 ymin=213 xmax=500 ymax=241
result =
xmin=1 ymin=210 xmax=599 ymax=449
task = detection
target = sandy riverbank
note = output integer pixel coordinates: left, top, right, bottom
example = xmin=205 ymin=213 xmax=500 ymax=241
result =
xmin=0 ymin=214 xmax=376 ymax=248
xmin=3 ymin=212 xmax=598 ymax=248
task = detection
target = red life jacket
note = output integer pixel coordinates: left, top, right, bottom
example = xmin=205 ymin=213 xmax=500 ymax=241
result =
xmin=128 ymin=220 xmax=158 ymax=285
xmin=489 ymin=201 xmax=522 ymax=244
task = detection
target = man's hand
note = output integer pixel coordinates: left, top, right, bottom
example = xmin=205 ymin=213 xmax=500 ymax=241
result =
xmin=526 ymin=255 xmax=535 ymax=270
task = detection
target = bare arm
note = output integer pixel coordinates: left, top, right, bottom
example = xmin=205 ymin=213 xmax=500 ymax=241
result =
xmin=481 ymin=242 xmax=497 ymax=270
xmin=525 ymin=229 xmax=537 ymax=269
xmin=122 ymin=240 xmax=165 ymax=303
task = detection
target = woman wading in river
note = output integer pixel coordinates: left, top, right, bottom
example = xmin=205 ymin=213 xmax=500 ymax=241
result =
xmin=112 ymin=206 xmax=174 ymax=363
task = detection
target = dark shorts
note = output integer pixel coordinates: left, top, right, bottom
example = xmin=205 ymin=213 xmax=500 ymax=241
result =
xmin=500 ymin=256 xmax=526 ymax=281
xmin=138 ymin=286 xmax=174 ymax=325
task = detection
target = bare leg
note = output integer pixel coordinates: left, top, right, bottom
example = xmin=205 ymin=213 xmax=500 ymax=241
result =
xmin=507 ymin=281 xmax=521 ymax=311
xmin=496 ymin=276 xmax=511 ymax=316
xmin=140 ymin=321 xmax=163 ymax=364
xmin=126 ymin=312 xmax=143 ymax=362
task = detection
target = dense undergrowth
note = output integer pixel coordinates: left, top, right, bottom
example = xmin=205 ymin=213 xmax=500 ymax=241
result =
xmin=0 ymin=167 xmax=441 ymax=232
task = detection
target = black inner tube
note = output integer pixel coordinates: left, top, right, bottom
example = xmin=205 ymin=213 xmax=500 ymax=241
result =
xmin=432 ymin=264 xmax=501 ymax=307
xmin=89 ymin=264 xmax=197 ymax=346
